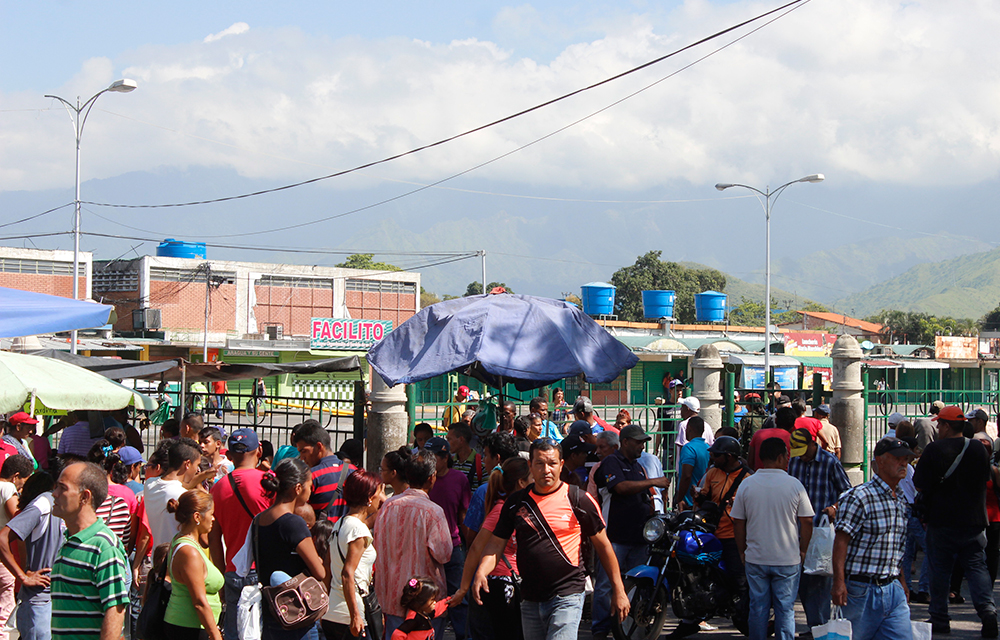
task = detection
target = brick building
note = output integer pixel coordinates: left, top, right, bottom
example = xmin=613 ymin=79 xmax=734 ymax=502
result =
xmin=0 ymin=247 xmax=90 ymax=300
xmin=93 ymin=255 xmax=420 ymax=347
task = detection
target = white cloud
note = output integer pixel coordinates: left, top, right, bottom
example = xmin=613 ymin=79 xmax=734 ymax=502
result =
xmin=7 ymin=1 xmax=1000 ymax=195
xmin=204 ymin=22 xmax=250 ymax=44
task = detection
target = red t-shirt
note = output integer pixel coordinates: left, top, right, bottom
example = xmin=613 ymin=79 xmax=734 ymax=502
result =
xmin=748 ymin=428 xmax=792 ymax=471
xmin=210 ymin=468 xmax=272 ymax=572
xmin=795 ymin=417 xmax=824 ymax=439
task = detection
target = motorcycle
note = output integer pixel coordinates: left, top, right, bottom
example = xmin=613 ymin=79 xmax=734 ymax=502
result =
xmin=611 ymin=504 xmax=749 ymax=640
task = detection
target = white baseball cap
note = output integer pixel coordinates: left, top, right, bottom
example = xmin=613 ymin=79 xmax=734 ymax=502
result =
xmin=682 ymin=397 xmax=701 ymax=412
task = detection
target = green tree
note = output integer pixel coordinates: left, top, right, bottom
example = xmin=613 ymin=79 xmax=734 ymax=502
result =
xmin=867 ymin=309 xmax=978 ymax=344
xmin=335 ymin=253 xmax=401 ymax=271
xmin=561 ymin=292 xmax=583 ymax=309
xmin=465 ymin=281 xmax=513 ymax=296
xmin=728 ymin=296 xmax=801 ymax=327
xmin=420 ymin=287 xmax=441 ymax=308
xmin=982 ymin=304 xmax=1000 ymax=332
xmin=609 ymin=251 xmax=726 ymax=323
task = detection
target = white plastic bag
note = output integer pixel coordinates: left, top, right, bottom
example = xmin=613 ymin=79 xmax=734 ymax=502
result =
xmin=237 ymin=582 xmax=262 ymax=640
xmin=812 ymin=609 xmax=852 ymax=640
xmin=804 ymin=514 xmax=835 ymax=576
xmin=911 ymin=620 xmax=932 ymax=640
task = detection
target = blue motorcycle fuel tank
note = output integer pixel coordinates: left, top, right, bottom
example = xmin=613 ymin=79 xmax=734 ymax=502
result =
xmin=675 ymin=530 xmax=723 ymax=566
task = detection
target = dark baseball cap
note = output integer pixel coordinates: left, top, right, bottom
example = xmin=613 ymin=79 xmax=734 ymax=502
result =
xmin=874 ymin=437 xmax=915 ymax=458
xmin=228 ymin=428 xmax=260 ymax=453
xmin=561 ymin=433 xmax=596 ymax=456
xmin=568 ymin=420 xmax=593 ymax=437
xmin=966 ymin=408 xmax=990 ymax=422
xmin=424 ymin=436 xmax=450 ymax=454
xmin=619 ymin=425 xmax=651 ymax=442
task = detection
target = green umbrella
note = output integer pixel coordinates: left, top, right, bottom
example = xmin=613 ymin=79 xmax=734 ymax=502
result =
xmin=0 ymin=350 xmax=157 ymax=414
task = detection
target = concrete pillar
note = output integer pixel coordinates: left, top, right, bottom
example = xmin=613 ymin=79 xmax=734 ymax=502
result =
xmin=692 ymin=344 xmax=724 ymax=434
xmin=832 ymin=334 xmax=865 ymax=485
xmin=366 ymin=373 xmax=408 ymax=475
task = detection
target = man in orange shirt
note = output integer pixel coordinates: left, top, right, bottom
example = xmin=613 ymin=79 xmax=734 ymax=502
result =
xmin=697 ymin=435 xmax=751 ymax=631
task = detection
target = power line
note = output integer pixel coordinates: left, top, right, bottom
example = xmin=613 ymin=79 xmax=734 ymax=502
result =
xmin=0 ymin=203 xmax=73 ymax=230
xmin=82 ymin=0 xmax=807 ymax=213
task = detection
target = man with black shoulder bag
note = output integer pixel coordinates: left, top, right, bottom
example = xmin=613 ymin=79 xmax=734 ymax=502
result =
xmin=914 ymin=406 xmax=998 ymax=636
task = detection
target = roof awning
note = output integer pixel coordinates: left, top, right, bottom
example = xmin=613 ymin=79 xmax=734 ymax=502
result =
xmin=726 ymin=354 xmax=801 ymax=367
xmin=792 ymin=356 xmax=833 ymax=368
xmin=863 ymin=359 xmax=902 ymax=369
xmin=899 ymin=360 xmax=948 ymax=370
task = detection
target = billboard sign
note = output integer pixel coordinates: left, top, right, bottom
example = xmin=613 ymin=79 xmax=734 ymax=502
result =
xmin=783 ymin=332 xmax=837 ymax=357
xmin=311 ymin=318 xmax=392 ymax=350
xmin=935 ymin=336 xmax=978 ymax=360
xmin=741 ymin=365 xmax=798 ymax=390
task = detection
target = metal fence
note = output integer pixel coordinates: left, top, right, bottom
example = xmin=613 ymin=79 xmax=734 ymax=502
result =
xmin=138 ymin=388 xmax=362 ymax=453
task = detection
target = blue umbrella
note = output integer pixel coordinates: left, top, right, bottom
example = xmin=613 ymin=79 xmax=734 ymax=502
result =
xmin=368 ymin=292 xmax=638 ymax=391
xmin=0 ymin=287 xmax=113 ymax=339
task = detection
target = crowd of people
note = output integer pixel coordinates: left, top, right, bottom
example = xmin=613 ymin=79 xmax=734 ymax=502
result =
xmin=0 ymin=389 xmax=997 ymax=640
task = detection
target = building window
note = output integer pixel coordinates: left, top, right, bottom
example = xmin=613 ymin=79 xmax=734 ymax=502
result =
xmin=345 ymin=278 xmax=417 ymax=295
xmin=258 ymin=275 xmax=335 ymax=290
xmin=0 ymin=258 xmax=74 ymax=276
xmin=150 ymin=266 xmax=235 ymax=283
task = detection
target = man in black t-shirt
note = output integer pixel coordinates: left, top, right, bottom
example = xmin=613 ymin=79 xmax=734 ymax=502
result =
xmin=470 ymin=439 xmax=629 ymax=640
xmin=914 ymin=405 xmax=998 ymax=635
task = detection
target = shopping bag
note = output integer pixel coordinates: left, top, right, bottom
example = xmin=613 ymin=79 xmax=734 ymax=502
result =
xmin=812 ymin=609 xmax=852 ymax=640
xmin=804 ymin=514 xmax=835 ymax=576
xmin=911 ymin=620 xmax=932 ymax=640
xmin=237 ymin=582 xmax=263 ymax=640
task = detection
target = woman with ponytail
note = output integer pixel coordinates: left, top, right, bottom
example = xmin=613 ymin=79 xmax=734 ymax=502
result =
xmin=255 ymin=458 xmax=326 ymax=640
xmin=451 ymin=457 xmax=530 ymax=640
xmin=164 ymin=490 xmax=223 ymax=640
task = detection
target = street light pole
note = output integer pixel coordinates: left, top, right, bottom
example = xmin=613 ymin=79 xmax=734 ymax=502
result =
xmin=715 ymin=174 xmax=824 ymax=389
xmin=45 ymin=79 xmax=137 ymax=353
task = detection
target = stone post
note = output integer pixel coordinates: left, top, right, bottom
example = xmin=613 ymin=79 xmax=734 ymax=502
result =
xmin=366 ymin=373 xmax=408 ymax=475
xmin=692 ymin=344 xmax=724 ymax=435
xmin=831 ymin=334 xmax=865 ymax=485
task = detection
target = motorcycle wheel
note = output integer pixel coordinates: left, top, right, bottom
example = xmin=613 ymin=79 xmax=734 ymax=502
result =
xmin=611 ymin=577 xmax=669 ymax=640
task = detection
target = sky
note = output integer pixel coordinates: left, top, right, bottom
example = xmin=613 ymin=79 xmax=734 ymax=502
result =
xmin=2 ymin=0 xmax=1000 ymax=302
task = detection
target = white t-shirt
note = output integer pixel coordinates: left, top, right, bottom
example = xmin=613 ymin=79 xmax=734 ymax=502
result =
xmin=674 ymin=416 xmax=716 ymax=450
xmin=144 ymin=477 xmax=186 ymax=547
xmin=324 ymin=515 xmax=376 ymax=625
xmin=730 ymin=468 xmax=814 ymax=566
xmin=0 ymin=481 xmax=16 ymax=528
xmin=637 ymin=452 xmax=665 ymax=514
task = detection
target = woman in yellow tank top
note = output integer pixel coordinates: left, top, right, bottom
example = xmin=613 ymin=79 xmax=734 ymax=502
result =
xmin=165 ymin=490 xmax=224 ymax=640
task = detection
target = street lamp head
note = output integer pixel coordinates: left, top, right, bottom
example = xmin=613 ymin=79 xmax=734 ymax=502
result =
xmin=107 ymin=79 xmax=138 ymax=93
xmin=715 ymin=183 xmax=734 ymax=191
xmin=800 ymin=173 xmax=824 ymax=183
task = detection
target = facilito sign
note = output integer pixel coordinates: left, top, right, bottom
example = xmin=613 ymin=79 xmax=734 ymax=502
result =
xmin=311 ymin=318 xmax=392 ymax=350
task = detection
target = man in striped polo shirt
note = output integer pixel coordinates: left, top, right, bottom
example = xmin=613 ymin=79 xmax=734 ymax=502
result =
xmin=293 ymin=421 xmax=355 ymax=522
xmin=51 ymin=462 xmax=129 ymax=640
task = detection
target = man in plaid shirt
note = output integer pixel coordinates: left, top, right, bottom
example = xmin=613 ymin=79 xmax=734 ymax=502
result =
xmin=788 ymin=427 xmax=851 ymax=630
xmin=832 ymin=437 xmax=914 ymax=640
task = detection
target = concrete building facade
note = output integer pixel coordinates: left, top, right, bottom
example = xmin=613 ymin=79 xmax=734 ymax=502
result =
xmin=0 ymin=247 xmax=91 ymax=300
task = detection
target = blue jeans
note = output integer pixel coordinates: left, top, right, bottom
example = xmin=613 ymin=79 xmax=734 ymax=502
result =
xmin=15 ymin=597 xmax=50 ymax=640
xmin=592 ymin=543 xmax=647 ymax=635
xmin=263 ymin=612 xmax=319 ymax=640
xmin=745 ymin=563 xmax=799 ymax=640
xmin=224 ymin=571 xmax=258 ymax=640
xmin=521 ymin=592 xmax=585 ymax=640
xmin=926 ymin=525 xmax=997 ymax=625
xmin=799 ymin=571 xmax=833 ymax=628
xmin=902 ymin=515 xmax=930 ymax=593
xmin=841 ymin=580 xmax=912 ymax=640
xmin=444 ymin=544 xmax=468 ymax=640
xmin=385 ymin=614 xmax=445 ymax=640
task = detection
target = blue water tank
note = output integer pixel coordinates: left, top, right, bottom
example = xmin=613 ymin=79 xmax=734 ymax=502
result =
xmin=642 ymin=290 xmax=675 ymax=319
xmin=694 ymin=291 xmax=727 ymax=322
xmin=581 ymin=282 xmax=616 ymax=316
xmin=157 ymin=238 xmax=207 ymax=259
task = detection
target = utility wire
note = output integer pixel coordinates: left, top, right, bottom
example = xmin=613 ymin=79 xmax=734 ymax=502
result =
xmin=83 ymin=0 xmax=807 ymax=212
xmin=0 ymin=203 xmax=73 ymax=230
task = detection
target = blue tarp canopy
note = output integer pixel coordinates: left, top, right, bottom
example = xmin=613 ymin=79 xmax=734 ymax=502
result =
xmin=0 ymin=287 xmax=113 ymax=339
xmin=368 ymin=292 xmax=639 ymax=391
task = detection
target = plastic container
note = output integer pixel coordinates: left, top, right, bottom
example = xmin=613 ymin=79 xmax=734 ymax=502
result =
xmin=642 ymin=290 xmax=676 ymax=319
xmin=694 ymin=291 xmax=727 ymax=322
xmin=156 ymin=238 xmax=207 ymax=259
xmin=581 ymin=282 xmax=616 ymax=316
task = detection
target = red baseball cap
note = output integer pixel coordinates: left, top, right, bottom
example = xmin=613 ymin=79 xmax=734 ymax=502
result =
xmin=7 ymin=412 xmax=38 ymax=426
xmin=457 ymin=385 xmax=470 ymax=396
xmin=933 ymin=406 xmax=967 ymax=422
